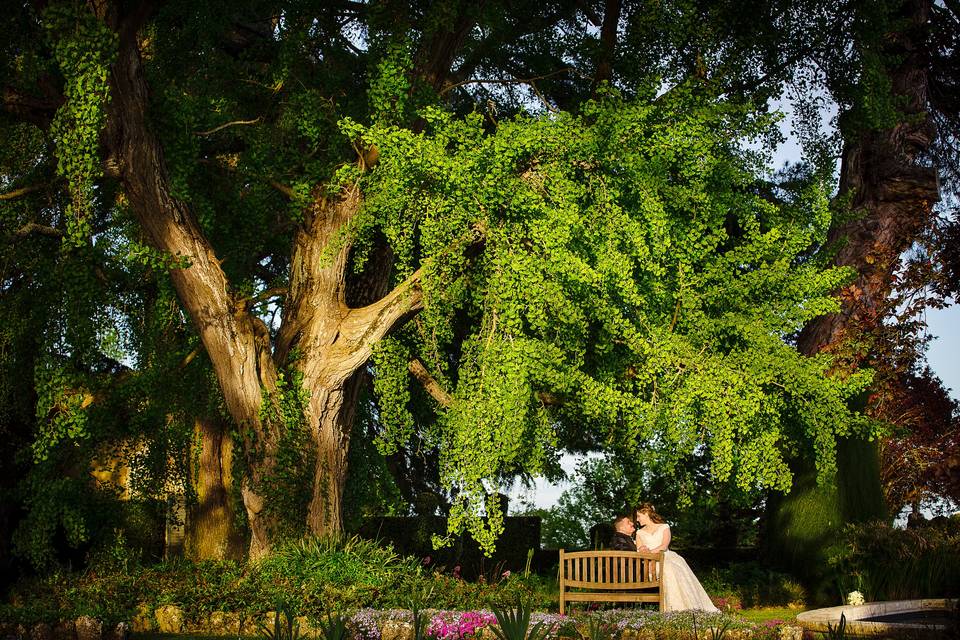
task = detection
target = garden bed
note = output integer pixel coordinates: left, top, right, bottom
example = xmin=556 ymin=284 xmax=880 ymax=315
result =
xmin=1 ymin=607 xmax=805 ymax=640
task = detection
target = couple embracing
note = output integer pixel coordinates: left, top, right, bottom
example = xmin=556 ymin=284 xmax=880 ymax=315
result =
xmin=609 ymin=503 xmax=718 ymax=613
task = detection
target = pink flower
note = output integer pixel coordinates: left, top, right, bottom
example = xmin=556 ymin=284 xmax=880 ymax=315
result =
xmin=501 ymin=570 xmax=511 ymax=578
xmin=423 ymin=556 xmax=432 ymax=566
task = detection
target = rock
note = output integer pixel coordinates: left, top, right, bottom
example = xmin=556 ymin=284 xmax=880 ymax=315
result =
xmin=208 ymin=611 xmax=242 ymax=635
xmin=29 ymin=623 xmax=51 ymax=640
xmin=104 ymin=623 xmax=128 ymax=640
xmin=154 ymin=606 xmax=184 ymax=634
xmin=381 ymin=620 xmax=412 ymax=640
xmin=778 ymin=625 xmax=804 ymax=640
xmin=74 ymin=617 xmax=101 ymax=640
xmin=52 ymin=621 xmax=75 ymax=640
xmin=130 ymin=604 xmax=153 ymax=634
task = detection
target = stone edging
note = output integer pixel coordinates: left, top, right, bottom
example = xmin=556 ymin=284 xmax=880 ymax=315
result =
xmin=0 ymin=617 xmax=128 ymax=640
xmin=796 ymin=598 xmax=958 ymax=635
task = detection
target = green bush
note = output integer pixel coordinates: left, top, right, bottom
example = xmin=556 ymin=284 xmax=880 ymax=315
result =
xmin=827 ymin=520 xmax=960 ymax=602
xmin=0 ymin=535 xmax=559 ymax=625
xmin=700 ymin=562 xmax=806 ymax=608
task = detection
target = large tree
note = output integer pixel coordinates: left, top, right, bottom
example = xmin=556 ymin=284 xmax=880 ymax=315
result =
xmin=3 ymin=0 xmax=910 ymax=559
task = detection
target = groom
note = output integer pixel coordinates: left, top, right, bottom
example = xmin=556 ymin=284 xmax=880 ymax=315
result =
xmin=609 ymin=513 xmax=638 ymax=551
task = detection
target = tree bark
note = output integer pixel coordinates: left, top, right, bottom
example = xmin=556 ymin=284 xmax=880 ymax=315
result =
xmin=765 ymin=0 xmax=940 ymax=591
xmin=592 ymin=0 xmax=622 ymax=93
xmin=798 ymin=0 xmax=939 ymax=359
xmin=108 ymin=10 xmax=280 ymax=558
xmin=185 ymin=416 xmax=246 ymax=560
xmin=102 ymin=2 xmax=457 ymax=554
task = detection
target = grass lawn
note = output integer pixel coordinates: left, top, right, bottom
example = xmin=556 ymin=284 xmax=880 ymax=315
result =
xmin=737 ymin=607 xmax=805 ymax=624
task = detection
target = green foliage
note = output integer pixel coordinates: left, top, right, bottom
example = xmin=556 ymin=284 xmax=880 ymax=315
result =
xmin=0 ymin=0 xmax=921 ymax=568
xmin=256 ymin=370 xmax=315 ymax=539
xmin=826 ymin=520 xmax=960 ymax=601
xmin=356 ymin=88 xmax=876 ymax=553
xmin=491 ymin=602 xmax=549 ymax=640
xmin=31 ymin=360 xmax=89 ymax=462
xmin=700 ymin=562 xmax=806 ymax=609
xmin=372 ymin=338 xmax=416 ymax=453
xmin=43 ymin=1 xmax=117 ymax=246
xmin=258 ymin=608 xmax=305 ymax=640
xmin=368 ymin=37 xmax=414 ymax=125
xmin=317 ymin=613 xmax=350 ymax=640
xmin=342 ymin=403 xmax=409 ymax=531
xmin=0 ymin=537 xmax=556 ymax=624
xmin=764 ymin=437 xmax=887 ymax=602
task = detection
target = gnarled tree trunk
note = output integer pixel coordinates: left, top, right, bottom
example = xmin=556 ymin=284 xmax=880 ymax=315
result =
xmin=798 ymin=0 xmax=939 ymax=359
xmin=766 ymin=0 xmax=941 ymax=596
xmin=104 ymin=13 xmax=425 ymax=555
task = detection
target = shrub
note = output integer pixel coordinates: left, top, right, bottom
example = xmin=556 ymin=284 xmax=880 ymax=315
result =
xmin=0 ymin=536 xmax=560 ymax=625
xmin=827 ymin=520 xmax=960 ymax=601
xmin=700 ymin=562 xmax=806 ymax=608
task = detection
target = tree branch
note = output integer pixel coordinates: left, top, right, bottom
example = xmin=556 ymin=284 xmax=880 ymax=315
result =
xmin=249 ymin=287 xmax=287 ymax=306
xmin=591 ymin=0 xmax=622 ymax=93
xmin=269 ymin=180 xmax=295 ymax=199
xmin=195 ymin=117 xmax=262 ymax=136
xmin=408 ymin=358 xmax=452 ymax=407
xmin=343 ymin=266 xmax=425 ymax=351
xmin=12 ymin=222 xmax=64 ymax=239
xmin=440 ymin=68 xmax=576 ymax=96
xmin=2 ymin=85 xmax=62 ymax=129
xmin=0 ymin=184 xmax=45 ymax=200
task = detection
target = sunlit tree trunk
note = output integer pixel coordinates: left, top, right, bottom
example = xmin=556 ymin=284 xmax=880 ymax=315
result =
xmin=185 ymin=416 xmax=245 ymax=560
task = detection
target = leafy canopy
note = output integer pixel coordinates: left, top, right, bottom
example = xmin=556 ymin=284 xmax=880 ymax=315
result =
xmin=358 ymin=86 xmax=874 ymax=552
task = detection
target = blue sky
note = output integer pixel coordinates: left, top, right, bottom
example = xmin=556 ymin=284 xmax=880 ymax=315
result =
xmin=925 ymin=304 xmax=960 ymax=401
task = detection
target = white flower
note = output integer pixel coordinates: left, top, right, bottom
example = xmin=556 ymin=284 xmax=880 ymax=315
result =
xmin=847 ymin=590 xmax=865 ymax=606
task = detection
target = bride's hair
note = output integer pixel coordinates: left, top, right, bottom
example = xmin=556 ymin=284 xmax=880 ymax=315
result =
xmin=635 ymin=502 xmax=666 ymax=524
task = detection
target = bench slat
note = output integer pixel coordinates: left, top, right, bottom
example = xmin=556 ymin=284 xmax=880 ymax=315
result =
xmin=563 ymin=592 xmax=661 ymax=603
xmin=564 ymin=579 xmax=661 ymax=590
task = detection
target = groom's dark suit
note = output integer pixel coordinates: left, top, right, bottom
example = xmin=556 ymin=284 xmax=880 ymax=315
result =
xmin=608 ymin=531 xmax=637 ymax=551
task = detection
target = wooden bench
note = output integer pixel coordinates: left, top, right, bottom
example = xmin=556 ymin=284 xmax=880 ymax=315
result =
xmin=558 ymin=549 xmax=664 ymax=615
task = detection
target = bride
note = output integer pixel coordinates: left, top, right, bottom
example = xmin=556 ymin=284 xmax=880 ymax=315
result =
xmin=634 ymin=503 xmax=719 ymax=612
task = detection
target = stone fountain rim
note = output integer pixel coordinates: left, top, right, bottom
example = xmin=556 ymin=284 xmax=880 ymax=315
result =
xmin=796 ymin=598 xmax=958 ymax=635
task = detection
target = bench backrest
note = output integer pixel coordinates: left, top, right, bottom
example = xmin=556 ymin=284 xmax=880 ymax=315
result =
xmin=559 ymin=549 xmax=663 ymax=591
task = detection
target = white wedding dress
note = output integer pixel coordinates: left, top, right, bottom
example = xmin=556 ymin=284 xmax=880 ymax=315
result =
xmin=636 ymin=523 xmax=718 ymax=612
